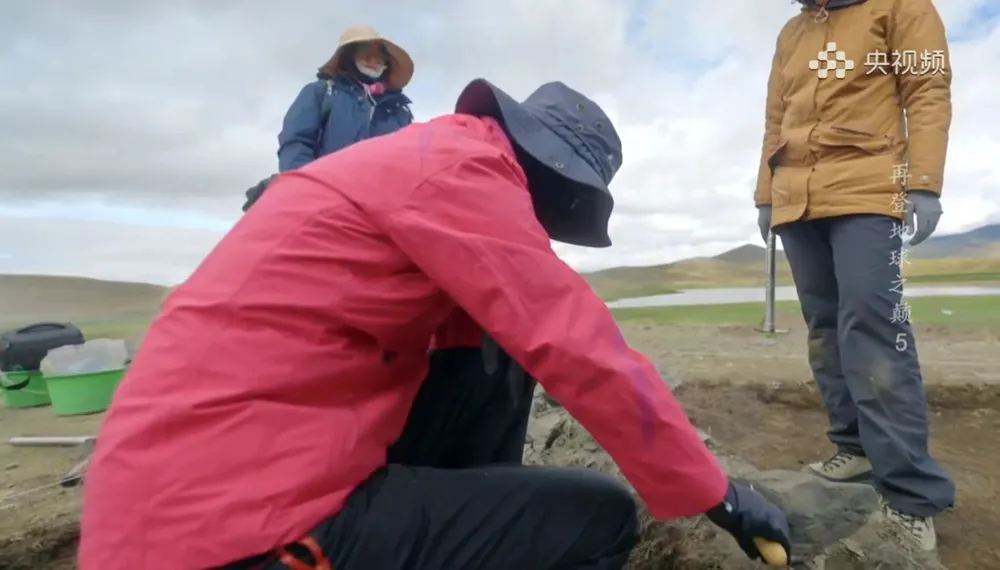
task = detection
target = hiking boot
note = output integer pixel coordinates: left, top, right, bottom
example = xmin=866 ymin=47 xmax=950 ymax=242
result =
xmin=807 ymin=452 xmax=872 ymax=482
xmin=881 ymin=502 xmax=937 ymax=551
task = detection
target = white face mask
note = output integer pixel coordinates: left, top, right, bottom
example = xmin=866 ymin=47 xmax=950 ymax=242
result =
xmin=355 ymin=59 xmax=386 ymax=79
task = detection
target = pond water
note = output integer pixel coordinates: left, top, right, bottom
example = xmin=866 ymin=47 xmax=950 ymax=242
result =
xmin=607 ymin=285 xmax=1000 ymax=308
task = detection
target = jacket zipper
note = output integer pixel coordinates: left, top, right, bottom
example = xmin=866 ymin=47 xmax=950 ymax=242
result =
xmin=366 ymin=90 xmax=377 ymax=122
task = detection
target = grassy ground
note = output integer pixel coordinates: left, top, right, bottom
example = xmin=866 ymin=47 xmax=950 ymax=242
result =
xmin=69 ymin=295 xmax=1000 ymax=343
xmin=904 ymin=271 xmax=1000 ymax=284
xmin=2 ymin=271 xmax=998 ymax=339
xmin=611 ymin=294 xmax=1000 ymax=327
xmin=597 ymin=271 xmax=1000 ymax=301
xmin=76 ymin=315 xmax=156 ymax=344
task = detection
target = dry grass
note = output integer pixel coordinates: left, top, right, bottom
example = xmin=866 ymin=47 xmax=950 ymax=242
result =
xmin=0 ymin=275 xmax=165 ymax=343
xmin=0 ymin=275 xmax=166 ymax=323
xmin=3 ymin=255 xmax=1000 ymax=333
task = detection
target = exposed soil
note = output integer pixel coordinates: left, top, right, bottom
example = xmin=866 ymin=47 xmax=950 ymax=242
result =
xmin=1 ymin=322 xmax=998 ymax=569
xmin=625 ymin=322 xmax=1000 ymax=570
xmin=0 ymin=411 xmax=98 ymax=570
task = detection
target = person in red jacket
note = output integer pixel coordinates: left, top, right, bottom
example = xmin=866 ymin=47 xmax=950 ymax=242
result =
xmin=79 ymin=79 xmax=791 ymax=570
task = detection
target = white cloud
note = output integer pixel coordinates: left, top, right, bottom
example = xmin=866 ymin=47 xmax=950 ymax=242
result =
xmin=0 ymin=1 xmax=997 ymax=284
xmin=0 ymin=218 xmax=224 ymax=284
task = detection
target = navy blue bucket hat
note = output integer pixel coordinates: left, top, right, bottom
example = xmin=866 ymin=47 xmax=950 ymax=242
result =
xmin=455 ymin=79 xmax=622 ymax=248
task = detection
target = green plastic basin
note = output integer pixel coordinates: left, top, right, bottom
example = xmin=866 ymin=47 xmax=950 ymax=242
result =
xmin=45 ymin=367 xmax=126 ymax=416
xmin=1 ymin=371 xmax=51 ymax=408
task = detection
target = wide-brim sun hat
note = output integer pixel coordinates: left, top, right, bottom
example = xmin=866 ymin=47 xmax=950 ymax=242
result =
xmin=455 ymin=79 xmax=621 ymax=248
xmin=319 ymin=25 xmax=414 ymax=90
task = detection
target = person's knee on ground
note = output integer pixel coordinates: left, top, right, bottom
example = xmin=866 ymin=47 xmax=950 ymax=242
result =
xmin=553 ymin=469 xmax=640 ymax=568
xmin=444 ymin=466 xmax=640 ymax=569
xmin=275 ymin=465 xmax=640 ymax=570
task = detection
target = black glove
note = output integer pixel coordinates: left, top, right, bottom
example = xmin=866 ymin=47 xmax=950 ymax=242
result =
xmin=706 ymin=480 xmax=791 ymax=563
xmin=757 ymin=205 xmax=772 ymax=243
xmin=243 ymin=174 xmax=277 ymax=212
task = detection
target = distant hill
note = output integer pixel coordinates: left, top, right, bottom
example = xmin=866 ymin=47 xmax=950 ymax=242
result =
xmin=711 ymin=244 xmax=787 ymax=265
xmin=910 ymin=223 xmax=1000 ymax=258
xmin=585 ymin=222 xmax=1000 ymax=300
xmin=707 ymin=223 xmax=1000 ymax=265
xmin=0 ymin=274 xmax=167 ymax=336
xmin=584 ymin=256 xmax=794 ymax=300
xmin=2 ymin=224 xmax=998 ymax=323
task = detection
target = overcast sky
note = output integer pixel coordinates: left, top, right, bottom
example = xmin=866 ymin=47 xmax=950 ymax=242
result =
xmin=1 ymin=1 xmax=998 ymax=285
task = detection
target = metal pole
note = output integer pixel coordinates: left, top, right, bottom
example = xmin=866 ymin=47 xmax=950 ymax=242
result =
xmin=762 ymin=230 xmax=777 ymax=332
xmin=8 ymin=436 xmax=95 ymax=447
xmin=755 ymin=231 xmax=787 ymax=334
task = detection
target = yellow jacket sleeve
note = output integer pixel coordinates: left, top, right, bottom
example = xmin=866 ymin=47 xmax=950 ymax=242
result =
xmin=890 ymin=0 xmax=952 ymax=195
xmin=754 ymin=38 xmax=785 ymax=207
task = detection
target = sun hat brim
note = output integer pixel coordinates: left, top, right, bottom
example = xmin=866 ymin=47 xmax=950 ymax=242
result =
xmin=455 ymin=79 xmax=613 ymax=248
xmin=320 ymin=33 xmax=414 ymax=90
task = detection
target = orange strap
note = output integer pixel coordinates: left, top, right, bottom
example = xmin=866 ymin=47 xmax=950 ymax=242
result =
xmin=275 ymin=537 xmax=331 ymax=570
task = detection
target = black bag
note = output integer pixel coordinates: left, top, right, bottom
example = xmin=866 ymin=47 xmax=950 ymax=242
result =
xmin=0 ymin=322 xmax=85 ymax=375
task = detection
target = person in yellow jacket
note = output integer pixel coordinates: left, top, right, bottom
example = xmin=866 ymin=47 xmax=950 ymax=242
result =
xmin=753 ymin=0 xmax=954 ymax=552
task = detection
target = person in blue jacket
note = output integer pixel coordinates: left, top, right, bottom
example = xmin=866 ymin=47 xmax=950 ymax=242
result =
xmin=278 ymin=25 xmax=414 ymax=172
xmin=243 ymin=26 xmax=414 ymax=210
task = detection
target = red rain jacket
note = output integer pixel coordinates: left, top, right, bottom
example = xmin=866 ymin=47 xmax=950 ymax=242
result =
xmin=79 ymin=114 xmax=727 ymax=569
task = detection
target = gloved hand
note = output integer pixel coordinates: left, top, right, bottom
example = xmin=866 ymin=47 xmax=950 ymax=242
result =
xmin=706 ymin=480 xmax=792 ymax=563
xmin=903 ymin=190 xmax=942 ymax=246
xmin=243 ymin=174 xmax=278 ymax=212
xmin=757 ymin=206 xmax=772 ymax=243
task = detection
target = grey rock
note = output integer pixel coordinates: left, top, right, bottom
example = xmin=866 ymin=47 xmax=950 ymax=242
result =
xmin=694 ymin=428 xmax=712 ymax=444
xmin=525 ymin=397 xmax=949 ymax=569
xmin=736 ymin=470 xmax=878 ymax=560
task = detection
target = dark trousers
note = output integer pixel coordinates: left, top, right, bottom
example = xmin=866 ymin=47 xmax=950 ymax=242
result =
xmin=235 ymin=347 xmax=638 ymax=569
xmin=775 ymin=214 xmax=955 ymax=517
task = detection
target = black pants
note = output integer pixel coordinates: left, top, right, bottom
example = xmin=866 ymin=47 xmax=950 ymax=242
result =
xmin=237 ymin=347 xmax=638 ymax=569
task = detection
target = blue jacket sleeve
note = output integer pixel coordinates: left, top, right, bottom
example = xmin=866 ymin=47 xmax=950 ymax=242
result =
xmin=277 ymin=82 xmax=325 ymax=172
